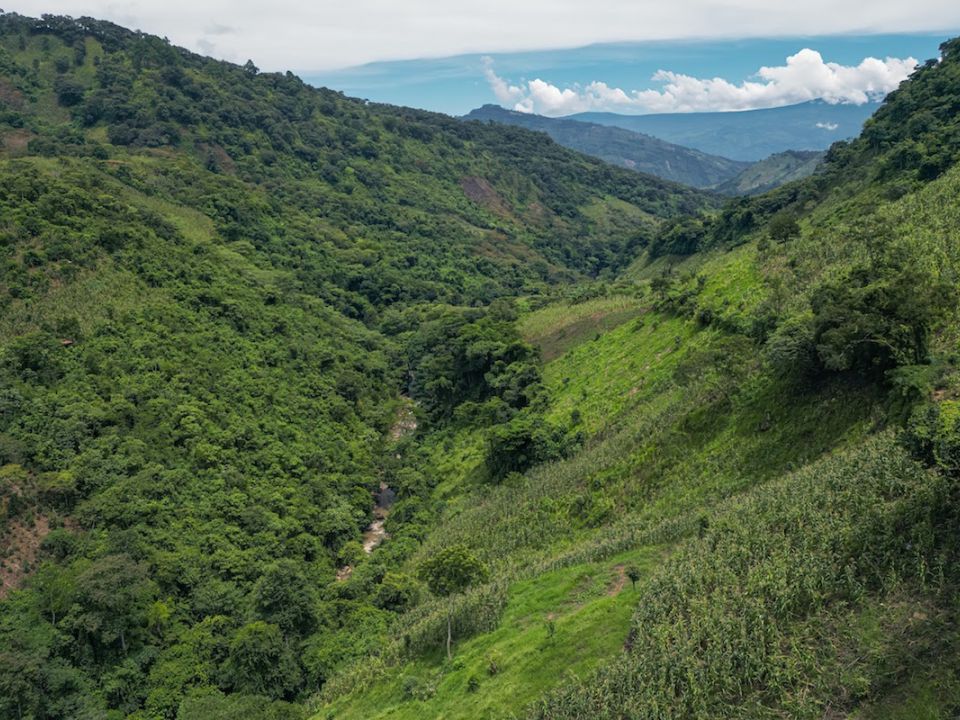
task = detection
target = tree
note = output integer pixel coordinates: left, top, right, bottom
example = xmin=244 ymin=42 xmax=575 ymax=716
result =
xmin=811 ymin=243 xmax=957 ymax=375
xmin=419 ymin=545 xmax=489 ymax=659
xmin=251 ymin=560 xmax=317 ymax=634
xmin=767 ymin=211 xmax=800 ymax=243
xmin=625 ymin=565 xmax=641 ymax=591
xmin=69 ymin=554 xmax=156 ymax=658
xmin=53 ymin=76 xmax=85 ymax=106
xmin=32 ymin=561 xmax=75 ymax=625
xmin=485 ymin=411 xmax=565 ymax=482
xmin=222 ymin=621 xmax=301 ymax=699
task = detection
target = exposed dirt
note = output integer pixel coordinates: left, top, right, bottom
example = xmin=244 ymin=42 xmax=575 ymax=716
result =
xmin=196 ymin=142 xmax=237 ymax=174
xmin=2 ymin=128 xmax=34 ymax=156
xmin=0 ymin=79 xmax=24 ymax=108
xmin=535 ymin=307 xmax=645 ymax=362
xmin=607 ymin=564 xmax=627 ymax=596
xmin=0 ymin=515 xmax=50 ymax=599
xmin=461 ymin=176 xmax=512 ymax=218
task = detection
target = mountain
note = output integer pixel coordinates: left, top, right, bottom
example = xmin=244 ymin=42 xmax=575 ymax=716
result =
xmin=712 ymin=149 xmax=824 ymax=195
xmin=464 ymin=104 xmax=750 ymax=188
xmin=570 ymin=100 xmax=878 ymax=160
xmin=321 ymin=36 xmax=960 ymax=720
xmin=0 ymin=11 xmax=717 ymax=720
xmin=3 ymin=10 xmax=960 ymax=720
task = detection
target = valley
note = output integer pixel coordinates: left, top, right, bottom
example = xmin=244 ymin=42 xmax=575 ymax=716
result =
xmin=0 ymin=11 xmax=959 ymax=720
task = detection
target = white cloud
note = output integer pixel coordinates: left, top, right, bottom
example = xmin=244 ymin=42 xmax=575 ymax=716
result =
xmin=481 ymin=56 xmax=525 ymax=105
xmin=1 ymin=0 xmax=957 ymax=70
xmin=816 ymin=121 xmax=840 ymax=130
xmin=483 ymin=50 xmax=918 ymax=115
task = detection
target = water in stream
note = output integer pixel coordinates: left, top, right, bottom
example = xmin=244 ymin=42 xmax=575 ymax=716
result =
xmin=336 ymin=401 xmax=413 ymax=581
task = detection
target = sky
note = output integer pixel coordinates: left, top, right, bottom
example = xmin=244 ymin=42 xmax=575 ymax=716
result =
xmin=307 ymin=35 xmax=949 ymax=116
xmin=3 ymin=2 xmax=957 ymax=115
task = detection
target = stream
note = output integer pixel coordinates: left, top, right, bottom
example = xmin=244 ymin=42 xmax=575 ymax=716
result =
xmin=336 ymin=400 xmax=415 ymax=581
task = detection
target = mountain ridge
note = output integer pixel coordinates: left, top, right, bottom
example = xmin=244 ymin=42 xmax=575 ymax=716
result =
xmin=1 ymin=11 xmax=960 ymax=720
xmin=463 ymin=104 xmax=750 ymax=188
xmin=569 ymin=99 xmax=878 ymax=160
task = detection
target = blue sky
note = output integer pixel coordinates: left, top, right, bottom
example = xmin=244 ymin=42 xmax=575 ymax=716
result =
xmin=303 ymin=34 xmax=952 ymax=116
xmin=6 ymin=3 xmax=957 ymax=117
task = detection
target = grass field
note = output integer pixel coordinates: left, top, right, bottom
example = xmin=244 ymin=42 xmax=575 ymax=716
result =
xmin=320 ymin=546 xmax=662 ymax=720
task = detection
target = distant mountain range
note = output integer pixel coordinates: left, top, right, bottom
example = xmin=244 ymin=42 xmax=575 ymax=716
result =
xmin=464 ymin=104 xmax=833 ymax=194
xmin=463 ymin=105 xmax=749 ymax=189
xmin=568 ymin=101 xmax=877 ymax=161
xmin=713 ymin=150 xmax=825 ymax=196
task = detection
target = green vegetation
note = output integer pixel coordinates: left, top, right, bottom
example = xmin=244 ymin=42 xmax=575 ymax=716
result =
xmin=712 ymin=149 xmax=824 ymax=196
xmin=0 ymin=11 xmax=717 ymax=718
xmin=318 ymin=35 xmax=960 ymax=720
xmin=1 ymin=11 xmax=960 ymax=720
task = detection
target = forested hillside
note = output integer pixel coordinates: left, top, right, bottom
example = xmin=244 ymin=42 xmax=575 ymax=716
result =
xmin=0 ymin=12 xmax=716 ymax=719
xmin=2 ymin=10 xmax=960 ymax=720
xmin=711 ymin=149 xmax=823 ymax=196
xmin=320 ymin=35 xmax=960 ymax=720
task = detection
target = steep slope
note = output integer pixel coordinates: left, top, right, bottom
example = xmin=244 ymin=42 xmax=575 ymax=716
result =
xmin=712 ymin=149 xmax=824 ymax=195
xmin=320 ymin=38 xmax=960 ymax=720
xmin=3 ymin=11 xmax=960 ymax=720
xmin=0 ymin=12 xmax=718 ymax=720
xmin=464 ymin=104 xmax=749 ymax=188
xmin=572 ymin=100 xmax=877 ymax=160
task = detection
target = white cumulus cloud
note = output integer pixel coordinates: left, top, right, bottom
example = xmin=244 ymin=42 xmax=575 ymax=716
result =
xmin=484 ymin=50 xmax=919 ymax=116
xmin=816 ymin=121 xmax=840 ymax=130
xmin=482 ymin=56 xmax=526 ymax=105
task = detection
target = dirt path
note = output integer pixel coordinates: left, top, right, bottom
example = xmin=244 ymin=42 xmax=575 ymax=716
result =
xmin=607 ymin=564 xmax=627 ymax=596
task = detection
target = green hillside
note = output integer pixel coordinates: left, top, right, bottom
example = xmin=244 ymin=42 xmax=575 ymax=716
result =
xmin=1 ymin=11 xmax=960 ymax=720
xmin=712 ymin=149 xmax=824 ymax=196
xmin=0 ymin=12 xmax=716 ymax=720
xmin=464 ymin=105 xmax=750 ymax=188
xmin=320 ymin=36 xmax=960 ymax=720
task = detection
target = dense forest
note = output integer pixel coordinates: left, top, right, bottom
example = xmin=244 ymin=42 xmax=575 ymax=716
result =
xmin=1 ymin=10 xmax=960 ymax=720
xmin=0 ymin=12 xmax=716 ymax=718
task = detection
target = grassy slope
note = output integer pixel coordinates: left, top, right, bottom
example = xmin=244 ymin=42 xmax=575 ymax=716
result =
xmin=321 ymin=546 xmax=662 ymax=720
xmin=318 ymin=263 xmax=880 ymax=719
xmin=320 ymin=162 xmax=960 ymax=720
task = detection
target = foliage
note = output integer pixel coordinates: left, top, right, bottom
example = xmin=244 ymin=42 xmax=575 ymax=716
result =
xmin=767 ymin=209 xmax=801 ymax=243
xmin=1 ymin=10 xmax=960 ymax=720
xmin=811 ymin=240 xmax=957 ymax=375
xmin=531 ymin=435 xmax=959 ymax=719
xmin=419 ymin=545 xmax=489 ymax=599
